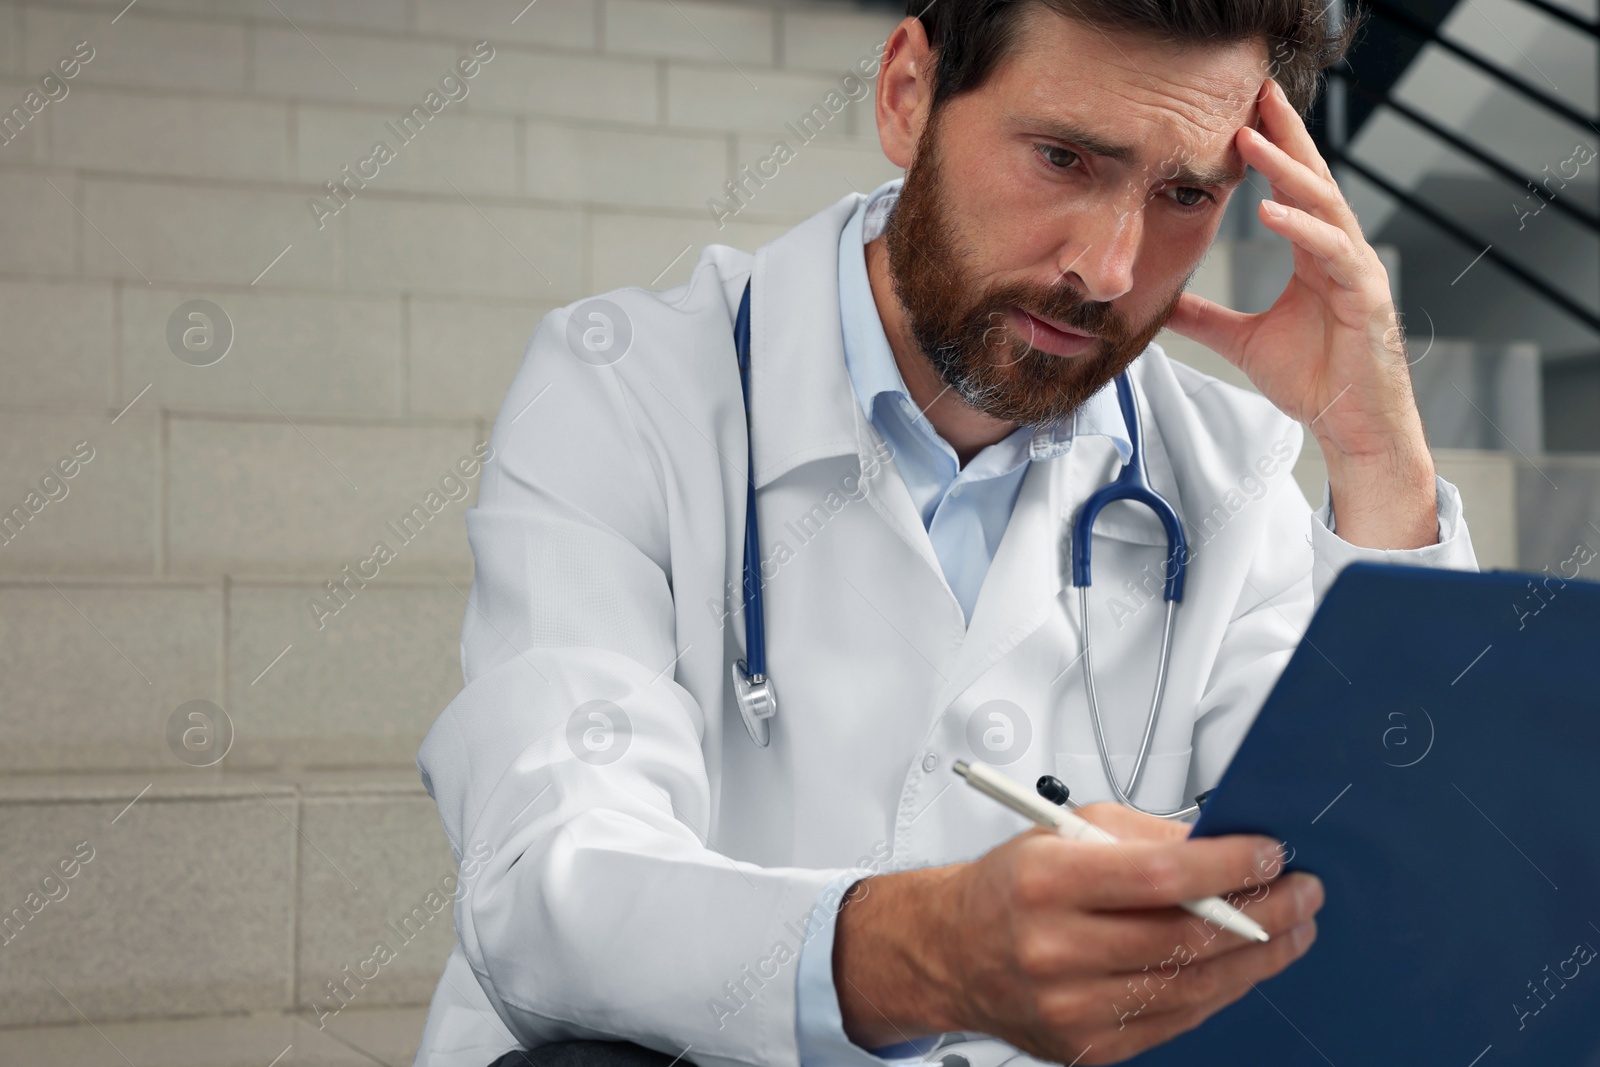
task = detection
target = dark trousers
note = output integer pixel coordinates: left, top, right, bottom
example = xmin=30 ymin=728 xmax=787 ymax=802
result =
xmin=489 ymin=1041 xmax=679 ymax=1067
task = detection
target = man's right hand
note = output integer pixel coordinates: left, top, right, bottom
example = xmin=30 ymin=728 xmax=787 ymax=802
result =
xmin=831 ymin=803 xmax=1324 ymax=1066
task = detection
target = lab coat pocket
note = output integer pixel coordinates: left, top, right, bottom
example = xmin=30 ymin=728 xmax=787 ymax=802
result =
xmin=1052 ymin=747 xmax=1194 ymax=813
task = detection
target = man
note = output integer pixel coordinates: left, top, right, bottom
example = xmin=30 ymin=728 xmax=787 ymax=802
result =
xmin=413 ymin=2 xmax=1477 ymax=1066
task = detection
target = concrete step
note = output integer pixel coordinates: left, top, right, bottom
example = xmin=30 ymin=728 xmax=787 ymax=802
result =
xmin=0 ymin=1005 xmax=428 ymax=1067
xmin=0 ymin=576 xmax=469 ymax=772
xmin=0 ymin=405 xmax=487 ymax=580
xmin=0 ymin=771 xmax=455 ymax=1031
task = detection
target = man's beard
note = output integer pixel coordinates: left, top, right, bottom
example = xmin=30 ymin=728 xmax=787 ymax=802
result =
xmin=883 ymin=111 xmax=1189 ymax=427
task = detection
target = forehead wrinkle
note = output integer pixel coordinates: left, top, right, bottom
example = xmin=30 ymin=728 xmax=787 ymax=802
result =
xmin=1103 ymin=67 xmax=1262 ymax=142
xmin=1022 ymin=112 xmax=1248 ymax=188
xmin=1003 ymin=10 xmax=1263 ymax=183
xmin=1008 ymin=10 xmax=1264 ymax=124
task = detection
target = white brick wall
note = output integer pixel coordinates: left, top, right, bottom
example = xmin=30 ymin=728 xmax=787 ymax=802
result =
xmin=0 ymin=0 xmax=903 ymax=760
xmin=0 ymin=0 xmax=906 ymax=1034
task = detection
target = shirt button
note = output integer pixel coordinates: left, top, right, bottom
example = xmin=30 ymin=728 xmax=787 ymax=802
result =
xmin=949 ymin=484 xmax=964 ymax=497
xmin=922 ymin=752 xmax=939 ymax=773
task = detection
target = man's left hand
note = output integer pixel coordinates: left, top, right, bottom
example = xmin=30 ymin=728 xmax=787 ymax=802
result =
xmin=1165 ymin=77 xmax=1439 ymax=551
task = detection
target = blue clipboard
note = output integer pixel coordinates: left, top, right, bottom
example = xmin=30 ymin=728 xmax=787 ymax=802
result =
xmin=1126 ymin=561 xmax=1600 ymax=1067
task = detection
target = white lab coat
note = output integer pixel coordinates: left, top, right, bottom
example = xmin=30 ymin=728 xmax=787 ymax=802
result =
xmin=412 ymin=191 xmax=1478 ymax=1067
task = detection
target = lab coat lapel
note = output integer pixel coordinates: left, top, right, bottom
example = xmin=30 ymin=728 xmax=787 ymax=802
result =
xmin=848 ymin=393 xmax=957 ymax=601
xmin=746 ymin=189 xmax=957 ymax=611
xmin=940 ymin=352 xmax=1192 ymax=708
xmin=745 ymin=193 xmax=862 ymax=490
xmin=936 ymin=456 xmax=1063 ymax=706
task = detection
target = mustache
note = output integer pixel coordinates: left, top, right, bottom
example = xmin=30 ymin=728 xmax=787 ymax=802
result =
xmin=990 ymin=283 xmax=1126 ymax=341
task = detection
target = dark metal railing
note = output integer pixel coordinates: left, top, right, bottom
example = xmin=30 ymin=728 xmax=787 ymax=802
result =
xmin=1507 ymin=0 xmax=1599 ymax=41
xmin=1316 ymin=0 xmax=1600 ymax=335
xmin=1322 ymin=140 xmax=1600 ymax=333
xmin=1361 ymin=0 xmax=1599 ymax=135
xmin=1336 ymin=71 xmax=1600 ymax=236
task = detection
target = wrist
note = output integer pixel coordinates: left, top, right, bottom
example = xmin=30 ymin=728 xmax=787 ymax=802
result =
xmin=833 ymin=865 xmax=970 ymax=1047
xmin=1317 ymin=431 xmax=1438 ymax=549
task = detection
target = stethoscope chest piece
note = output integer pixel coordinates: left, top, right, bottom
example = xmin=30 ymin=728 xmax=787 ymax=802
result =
xmin=733 ymin=661 xmax=778 ymax=747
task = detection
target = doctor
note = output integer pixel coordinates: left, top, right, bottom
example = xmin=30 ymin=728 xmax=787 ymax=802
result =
xmin=414 ymin=2 xmax=1477 ymax=1066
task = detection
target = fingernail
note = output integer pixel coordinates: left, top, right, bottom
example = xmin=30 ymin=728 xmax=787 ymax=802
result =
xmin=1294 ymin=874 xmax=1324 ymax=917
xmin=1263 ymin=200 xmax=1286 ymax=218
xmin=1255 ymin=840 xmax=1283 ymax=868
xmin=1291 ymin=921 xmax=1315 ymax=953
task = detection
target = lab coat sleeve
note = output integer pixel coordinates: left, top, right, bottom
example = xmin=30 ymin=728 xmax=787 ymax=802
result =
xmin=1309 ymin=473 xmax=1478 ymax=600
xmin=1186 ymin=459 xmax=1479 ymax=796
xmin=793 ymin=875 xmax=945 ymax=1067
xmin=416 ymin=306 xmax=859 ymax=1067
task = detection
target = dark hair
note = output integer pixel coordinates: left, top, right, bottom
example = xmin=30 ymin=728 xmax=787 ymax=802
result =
xmin=908 ymin=0 xmax=1362 ymax=118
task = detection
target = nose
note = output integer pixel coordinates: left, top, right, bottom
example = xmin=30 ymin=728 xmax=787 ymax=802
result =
xmin=1056 ymin=198 xmax=1142 ymax=304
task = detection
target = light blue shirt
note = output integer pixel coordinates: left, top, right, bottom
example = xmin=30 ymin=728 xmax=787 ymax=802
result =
xmin=838 ymin=180 xmax=1131 ymax=624
xmin=792 ymin=178 xmax=1132 ymax=1065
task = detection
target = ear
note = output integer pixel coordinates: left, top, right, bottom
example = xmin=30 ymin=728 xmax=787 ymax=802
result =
xmin=875 ymin=17 xmax=935 ymax=170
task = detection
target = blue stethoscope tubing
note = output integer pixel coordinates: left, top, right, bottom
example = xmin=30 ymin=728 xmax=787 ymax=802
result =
xmin=731 ymin=281 xmax=779 ymax=746
xmin=731 ymin=280 xmax=1195 ymax=818
xmin=1069 ymin=372 xmax=1196 ymax=818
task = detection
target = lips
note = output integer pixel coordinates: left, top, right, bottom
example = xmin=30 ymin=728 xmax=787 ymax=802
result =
xmin=1022 ymin=308 xmax=1094 ymax=338
xmin=1007 ymin=307 xmax=1097 ymax=358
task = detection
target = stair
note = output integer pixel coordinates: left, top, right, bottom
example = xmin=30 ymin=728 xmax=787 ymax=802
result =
xmin=0 ymin=770 xmax=456 ymax=1036
xmin=0 ymin=1006 xmax=429 ymax=1067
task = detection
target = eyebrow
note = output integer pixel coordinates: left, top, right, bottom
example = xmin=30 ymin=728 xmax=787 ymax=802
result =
xmin=1034 ymin=121 xmax=1248 ymax=188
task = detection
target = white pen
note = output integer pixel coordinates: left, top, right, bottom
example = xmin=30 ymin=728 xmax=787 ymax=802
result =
xmin=953 ymin=759 xmax=1271 ymax=944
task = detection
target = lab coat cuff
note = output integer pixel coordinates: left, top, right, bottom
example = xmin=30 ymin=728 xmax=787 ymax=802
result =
xmin=1309 ymin=473 xmax=1479 ymax=603
xmin=795 ymin=872 xmax=946 ymax=1067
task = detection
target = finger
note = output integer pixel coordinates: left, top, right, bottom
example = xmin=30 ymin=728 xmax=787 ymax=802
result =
xmin=1074 ymin=801 xmax=1191 ymax=843
xmin=1093 ymin=919 xmax=1316 ymax=1030
xmin=1105 ymin=917 xmax=1317 ymax=1020
xmin=1037 ymin=871 xmax=1323 ymax=976
xmin=1257 ymin=200 xmax=1367 ymax=289
xmin=1032 ymin=833 xmax=1284 ymax=910
xmin=1104 ymin=870 xmax=1323 ymax=964
xmin=1064 ymin=920 xmax=1318 ymax=1063
xmin=1257 ymin=77 xmax=1332 ymax=182
xmin=1238 ymin=124 xmax=1350 ymax=228
xmin=1163 ymin=291 xmax=1256 ymax=364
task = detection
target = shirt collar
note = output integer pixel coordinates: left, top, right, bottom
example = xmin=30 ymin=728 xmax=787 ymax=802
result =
xmin=838 ymin=177 xmax=1132 ymax=466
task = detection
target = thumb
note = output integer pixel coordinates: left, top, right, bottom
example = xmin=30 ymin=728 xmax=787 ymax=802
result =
xmin=1165 ymin=292 xmax=1254 ymax=371
xmin=1075 ymin=801 xmax=1191 ymax=842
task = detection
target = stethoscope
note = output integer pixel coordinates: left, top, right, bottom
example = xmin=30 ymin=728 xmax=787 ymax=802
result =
xmin=1067 ymin=370 xmax=1201 ymax=819
xmin=729 ymin=279 xmax=1204 ymax=819
xmin=730 ymin=282 xmax=779 ymax=746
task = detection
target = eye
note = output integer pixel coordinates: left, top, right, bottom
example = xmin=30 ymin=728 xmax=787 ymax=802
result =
xmin=1164 ymin=186 xmax=1214 ymax=211
xmin=1036 ymin=144 xmax=1082 ymax=170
